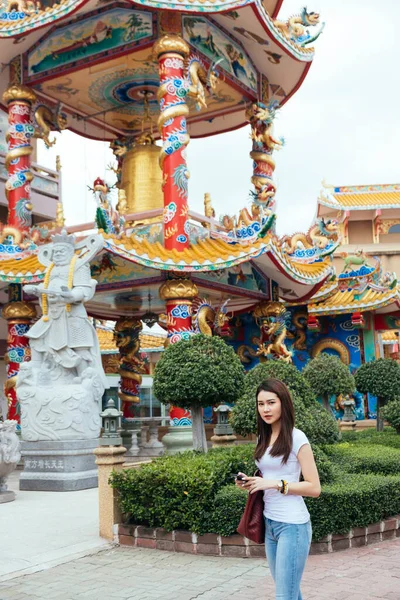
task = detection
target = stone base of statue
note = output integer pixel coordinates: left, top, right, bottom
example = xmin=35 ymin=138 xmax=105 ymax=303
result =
xmin=162 ymin=426 xmax=194 ymax=455
xmin=0 ymin=490 xmax=16 ymax=503
xmin=17 ymin=360 xmax=103 ymax=491
xmin=20 ymin=439 xmax=99 ymax=491
xmin=17 ymin=361 xmax=103 ymax=443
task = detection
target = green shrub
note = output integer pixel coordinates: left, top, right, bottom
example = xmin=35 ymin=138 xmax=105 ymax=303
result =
xmin=381 ymin=400 xmax=400 ymax=434
xmin=341 ymin=428 xmax=400 ymax=447
xmin=303 ymin=354 xmax=355 ymax=412
xmin=311 ymin=446 xmax=335 ymax=485
xmin=110 ymin=442 xmax=335 ymax=535
xmin=306 ymin=473 xmax=400 ymax=540
xmin=211 ymin=485 xmax=248 ymax=537
xmin=242 ymin=361 xmax=317 ymax=407
xmin=231 ymin=362 xmax=339 ymax=445
xmin=153 ymin=334 xmax=245 ymax=452
xmin=355 ymin=359 xmax=400 ymax=431
xmin=323 ymin=443 xmax=400 ymax=475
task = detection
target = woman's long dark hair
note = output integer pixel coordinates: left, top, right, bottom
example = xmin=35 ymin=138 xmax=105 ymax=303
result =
xmin=254 ymin=378 xmax=295 ymax=464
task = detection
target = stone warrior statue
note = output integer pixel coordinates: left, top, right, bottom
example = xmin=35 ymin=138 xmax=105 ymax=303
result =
xmin=17 ymin=230 xmax=107 ymax=442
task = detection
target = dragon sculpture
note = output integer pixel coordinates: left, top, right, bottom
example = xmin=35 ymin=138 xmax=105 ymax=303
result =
xmin=282 ymin=217 xmax=340 ymax=256
xmin=221 ymin=205 xmax=261 ymax=231
xmin=239 ymin=301 xmax=292 ymax=363
xmin=109 ymin=137 xmax=132 ymax=187
xmin=246 ymin=101 xmax=283 ymax=211
xmin=32 ymin=103 xmax=68 ymax=149
xmin=6 ymin=0 xmax=40 ymax=13
xmin=187 ymin=55 xmax=220 ymax=111
xmin=113 ymin=318 xmax=146 ymax=416
xmin=286 ymin=310 xmax=308 ymax=350
xmin=219 ymin=204 xmax=275 ymax=241
xmin=192 ymin=298 xmax=231 ymax=337
xmin=273 ymin=7 xmax=325 ymax=46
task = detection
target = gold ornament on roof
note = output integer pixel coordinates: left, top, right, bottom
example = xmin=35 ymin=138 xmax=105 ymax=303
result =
xmin=2 ymin=301 xmax=37 ymax=321
xmin=159 ymin=279 xmax=198 ymax=301
xmin=2 ymin=84 xmax=37 ymax=105
xmin=153 ymin=34 xmax=190 ymax=59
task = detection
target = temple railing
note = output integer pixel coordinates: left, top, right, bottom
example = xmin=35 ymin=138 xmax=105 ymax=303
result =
xmin=66 ymin=208 xmax=225 ymax=238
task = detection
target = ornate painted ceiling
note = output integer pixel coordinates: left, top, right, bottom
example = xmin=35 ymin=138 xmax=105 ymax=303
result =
xmin=0 ymin=0 xmax=315 ymax=140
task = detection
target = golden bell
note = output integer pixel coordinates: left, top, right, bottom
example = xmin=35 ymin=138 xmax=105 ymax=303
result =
xmin=120 ymin=140 xmax=163 ymax=215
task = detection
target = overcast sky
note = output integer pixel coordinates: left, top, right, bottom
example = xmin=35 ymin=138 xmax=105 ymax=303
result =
xmin=38 ymin=0 xmax=400 ymax=236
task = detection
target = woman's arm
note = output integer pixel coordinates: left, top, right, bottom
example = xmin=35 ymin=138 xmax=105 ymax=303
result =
xmin=243 ymin=445 xmax=321 ymax=498
xmin=286 ymin=444 xmax=321 ymax=498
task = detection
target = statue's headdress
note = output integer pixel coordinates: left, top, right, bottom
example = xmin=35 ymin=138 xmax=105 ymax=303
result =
xmin=51 ymin=229 xmax=75 ymax=246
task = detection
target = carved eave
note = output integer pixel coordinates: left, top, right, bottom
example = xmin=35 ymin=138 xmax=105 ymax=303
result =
xmin=0 ymin=0 xmax=316 ymax=142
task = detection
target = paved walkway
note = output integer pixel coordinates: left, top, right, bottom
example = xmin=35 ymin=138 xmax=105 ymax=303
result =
xmin=0 ymin=538 xmax=399 ymax=600
xmin=0 ymin=471 xmax=109 ymax=581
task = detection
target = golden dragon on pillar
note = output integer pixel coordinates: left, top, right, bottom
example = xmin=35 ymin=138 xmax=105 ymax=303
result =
xmin=113 ymin=318 xmax=146 ymax=416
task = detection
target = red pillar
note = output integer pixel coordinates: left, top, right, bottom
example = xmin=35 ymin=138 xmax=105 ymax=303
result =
xmin=153 ymin=35 xmax=190 ymax=252
xmin=159 ymin=278 xmax=198 ymax=425
xmin=2 ymin=85 xmax=36 ymax=234
xmin=3 ymin=284 xmax=36 ymax=423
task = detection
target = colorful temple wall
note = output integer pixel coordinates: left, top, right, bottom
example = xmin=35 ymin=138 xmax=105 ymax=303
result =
xmin=221 ymin=310 xmax=374 ymax=420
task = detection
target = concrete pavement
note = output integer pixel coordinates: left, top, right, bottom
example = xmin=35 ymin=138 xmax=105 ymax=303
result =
xmin=0 ymin=471 xmax=110 ymax=582
xmin=0 ymin=538 xmax=399 ymax=599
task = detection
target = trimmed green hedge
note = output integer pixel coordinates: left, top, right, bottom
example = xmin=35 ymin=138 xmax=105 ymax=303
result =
xmin=110 ymin=443 xmax=334 ymax=535
xmin=340 ymin=427 xmax=400 ymax=447
xmin=306 ymin=473 xmax=400 ymax=540
xmin=110 ymin=445 xmax=256 ymax=535
xmin=212 ymin=485 xmax=248 ymax=537
xmin=323 ymin=443 xmax=400 ymax=475
xmin=211 ymin=473 xmax=400 ymax=541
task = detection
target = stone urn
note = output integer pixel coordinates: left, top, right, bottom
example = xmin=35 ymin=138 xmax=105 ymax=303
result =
xmin=0 ymin=420 xmax=21 ymax=503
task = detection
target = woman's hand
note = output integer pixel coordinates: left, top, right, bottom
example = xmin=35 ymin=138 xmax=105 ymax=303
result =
xmin=242 ymin=477 xmax=280 ymax=494
xmin=235 ymin=472 xmax=249 ymax=489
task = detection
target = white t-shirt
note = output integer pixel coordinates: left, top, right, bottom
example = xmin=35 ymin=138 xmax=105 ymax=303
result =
xmin=255 ymin=428 xmax=310 ymax=524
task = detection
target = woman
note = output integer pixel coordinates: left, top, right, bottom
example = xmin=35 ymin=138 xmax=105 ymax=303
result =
xmin=238 ymin=378 xmax=321 ymax=600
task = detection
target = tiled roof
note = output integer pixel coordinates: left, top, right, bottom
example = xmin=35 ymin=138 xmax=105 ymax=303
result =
xmin=103 ymin=233 xmax=333 ymax=283
xmin=0 ymin=254 xmax=45 ymax=282
xmin=140 ymin=333 xmax=166 ymax=351
xmin=97 ymin=327 xmax=117 ymax=353
xmin=381 ymin=331 xmax=399 ymax=343
xmin=97 ymin=326 xmax=166 ymax=353
xmin=319 ymin=184 xmax=400 ymax=211
xmin=309 ymin=286 xmax=400 ymax=315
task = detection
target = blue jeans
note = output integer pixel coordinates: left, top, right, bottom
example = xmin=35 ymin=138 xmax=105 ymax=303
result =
xmin=265 ymin=518 xmax=312 ymax=600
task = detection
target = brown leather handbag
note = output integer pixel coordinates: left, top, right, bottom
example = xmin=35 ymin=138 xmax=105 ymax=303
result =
xmin=237 ymin=470 xmax=265 ymax=545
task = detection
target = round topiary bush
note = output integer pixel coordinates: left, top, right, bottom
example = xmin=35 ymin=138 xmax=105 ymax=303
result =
xmin=153 ymin=333 xmax=245 ymax=451
xmin=355 ymin=359 xmax=400 ymax=431
xmin=303 ymin=354 xmax=355 ymax=412
xmin=230 ymin=361 xmax=339 ymax=445
xmin=242 ymin=361 xmax=316 ymax=407
xmin=381 ymin=400 xmax=400 ymax=434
